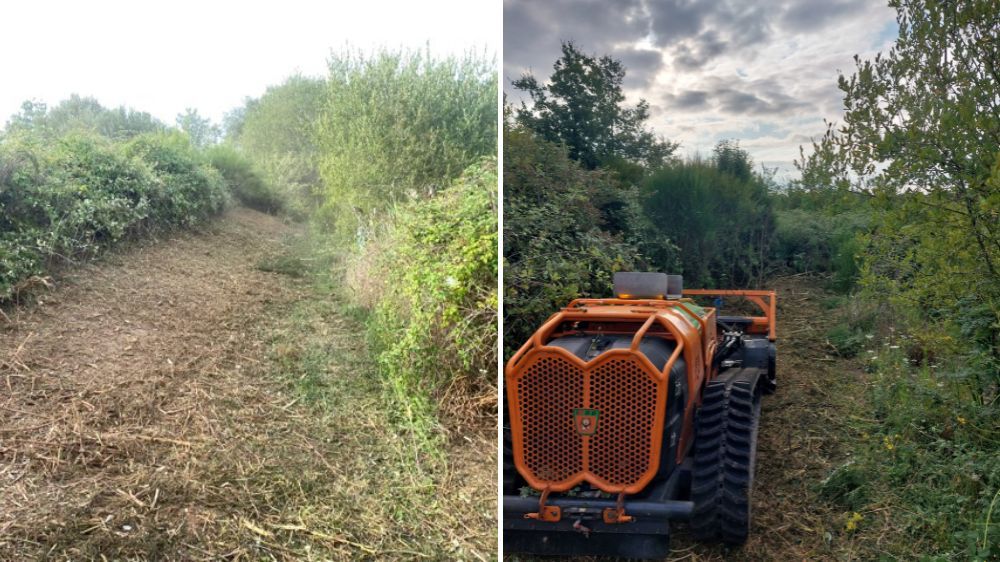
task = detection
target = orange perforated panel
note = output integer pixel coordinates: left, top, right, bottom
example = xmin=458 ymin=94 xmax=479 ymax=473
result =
xmin=516 ymin=354 xmax=584 ymax=482
xmin=509 ymin=348 xmax=666 ymax=494
xmin=589 ymin=356 xmax=659 ymax=486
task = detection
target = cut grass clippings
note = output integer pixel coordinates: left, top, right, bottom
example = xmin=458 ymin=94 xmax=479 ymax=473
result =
xmin=0 ymin=208 xmax=496 ymax=561
xmin=255 ymin=235 xmax=497 ymax=560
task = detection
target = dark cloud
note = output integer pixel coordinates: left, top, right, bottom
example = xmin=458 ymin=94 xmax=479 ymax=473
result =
xmin=504 ymin=0 xmax=648 ymax=83
xmin=663 ymin=80 xmax=813 ymax=116
xmin=505 ymin=0 xmax=897 ymax=163
xmin=614 ymin=47 xmax=665 ymax=89
xmin=647 ymin=0 xmax=712 ymax=43
xmin=779 ymin=0 xmax=867 ymax=32
xmin=663 ymin=89 xmax=710 ymax=110
xmin=648 ymin=0 xmax=772 ymax=71
xmin=717 ymin=89 xmax=767 ymax=113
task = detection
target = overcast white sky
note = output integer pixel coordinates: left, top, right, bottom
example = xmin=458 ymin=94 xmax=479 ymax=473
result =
xmin=1 ymin=0 xmax=498 ymax=127
xmin=505 ymin=0 xmax=899 ymax=179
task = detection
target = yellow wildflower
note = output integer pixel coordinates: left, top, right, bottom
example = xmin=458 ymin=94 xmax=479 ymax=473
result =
xmin=883 ymin=436 xmax=894 ymax=450
xmin=845 ymin=512 xmax=864 ymax=532
xmin=957 ymin=416 xmax=967 ymax=425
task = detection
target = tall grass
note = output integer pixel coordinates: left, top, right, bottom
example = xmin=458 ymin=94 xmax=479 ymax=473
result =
xmin=316 ymin=47 xmax=497 ymax=243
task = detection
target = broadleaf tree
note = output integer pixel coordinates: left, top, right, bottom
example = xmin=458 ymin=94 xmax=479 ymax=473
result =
xmin=799 ymin=0 xmax=1000 ymax=385
xmin=512 ymin=42 xmax=676 ymax=170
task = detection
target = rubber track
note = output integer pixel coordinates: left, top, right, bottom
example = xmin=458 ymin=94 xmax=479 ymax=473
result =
xmin=690 ymin=377 xmax=760 ymax=544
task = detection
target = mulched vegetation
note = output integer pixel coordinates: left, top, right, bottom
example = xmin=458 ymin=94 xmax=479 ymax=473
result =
xmin=0 ymin=207 xmax=495 ymax=560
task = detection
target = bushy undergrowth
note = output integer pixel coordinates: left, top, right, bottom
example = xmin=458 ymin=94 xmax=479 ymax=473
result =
xmin=352 ymin=158 xmax=498 ymax=449
xmin=817 ymin=286 xmax=999 ymax=558
xmin=316 ymin=48 xmax=497 ymax=242
xmin=641 ymin=150 xmax=773 ymax=288
xmin=229 ymin=75 xmax=326 ymax=218
xmin=824 ymin=344 xmax=1000 ymax=559
xmin=503 ymin=128 xmax=641 ymax=351
xmin=206 ymin=145 xmax=281 ymax=214
xmin=0 ymin=131 xmax=228 ymax=298
xmin=209 ymin=49 xmax=499 ymax=456
xmin=773 ymin=206 xmax=866 ymax=292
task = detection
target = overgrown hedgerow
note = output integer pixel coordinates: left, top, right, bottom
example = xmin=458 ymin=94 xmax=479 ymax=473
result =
xmin=359 ymin=158 xmax=498 ymax=449
xmin=206 ymin=145 xmax=283 ymax=214
xmin=0 ymin=130 xmax=228 ymax=298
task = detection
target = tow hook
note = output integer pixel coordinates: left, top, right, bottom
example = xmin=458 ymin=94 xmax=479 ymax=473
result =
xmin=525 ymin=488 xmax=561 ymax=522
xmin=572 ymin=518 xmax=591 ymax=537
xmin=602 ymin=492 xmax=634 ymax=524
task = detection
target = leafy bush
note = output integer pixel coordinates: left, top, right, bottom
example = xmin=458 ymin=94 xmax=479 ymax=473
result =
xmin=772 ymin=206 xmax=867 ymax=292
xmin=841 ymin=344 xmax=1000 ymax=559
xmin=0 ymin=130 xmax=227 ymax=298
xmin=503 ymin=128 xmax=643 ymax=352
xmin=641 ymin=145 xmax=773 ymax=288
xmin=206 ymin=145 xmax=281 ymax=214
xmin=123 ymin=132 xmax=228 ymax=226
xmin=316 ymin=48 xmax=497 ymax=242
xmin=357 ymin=158 xmax=498 ymax=446
xmin=825 ymin=323 xmax=866 ymax=357
xmin=230 ymin=75 xmax=326 ymax=217
xmin=5 ymin=95 xmax=166 ymax=140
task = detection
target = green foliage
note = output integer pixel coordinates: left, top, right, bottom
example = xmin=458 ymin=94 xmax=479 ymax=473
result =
xmin=800 ymin=0 xmax=1000 ymax=373
xmin=316 ymin=48 xmax=497 ymax=241
xmin=817 ymin=461 xmax=869 ymax=511
xmin=841 ymin=345 xmax=1000 ymax=559
xmin=206 ymin=145 xmax=281 ymax=214
xmin=503 ymin=127 xmax=643 ymax=350
xmin=362 ymin=159 xmax=498 ymax=448
xmin=0 ymin=130 xmax=227 ymax=297
xmin=175 ymin=108 xmax=220 ymax=149
xmin=5 ymin=95 xmax=166 ymax=140
xmin=122 ymin=132 xmax=228 ymax=225
xmin=232 ymin=75 xmax=326 ymax=217
xmin=825 ymin=323 xmax=866 ymax=358
xmin=772 ymin=207 xmax=866 ymax=291
xmin=512 ymin=42 xmax=676 ymax=170
xmin=795 ymin=2 xmax=1000 ymax=557
xmin=641 ymin=142 xmax=774 ymax=288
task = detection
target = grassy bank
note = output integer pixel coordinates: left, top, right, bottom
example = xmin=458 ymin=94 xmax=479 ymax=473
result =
xmin=223 ymin=47 xmax=498 ymax=450
xmin=252 ymin=230 xmax=496 ymax=559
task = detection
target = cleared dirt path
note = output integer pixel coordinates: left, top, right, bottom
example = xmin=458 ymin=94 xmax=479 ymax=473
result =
xmin=0 ymin=208 xmax=496 ymax=560
xmin=0 ymin=208 xmax=310 ymax=558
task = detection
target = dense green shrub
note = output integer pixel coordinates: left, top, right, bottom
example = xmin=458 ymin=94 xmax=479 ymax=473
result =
xmin=5 ymin=95 xmax=166 ymax=141
xmin=795 ymin=2 xmax=1000 ymax=556
xmin=837 ymin=344 xmax=1000 ymax=558
xmin=772 ymin=207 xmax=867 ymax=291
xmin=641 ymin=145 xmax=774 ymax=288
xmin=359 ymin=158 xmax=498 ymax=445
xmin=503 ymin=128 xmax=641 ymax=351
xmin=0 ymin=130 xmax=227 ymax=298
xmin=230 ymin=75 xmax=326 ymax=217
xmin=206 ymin=145 xmax=281 ymax=214
xmin=122 ymin=132 xmax=228 ymax=225
xmin=316 ymin=48 xmax=497 ymax=242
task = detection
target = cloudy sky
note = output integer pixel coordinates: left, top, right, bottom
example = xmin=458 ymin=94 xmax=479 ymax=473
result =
xmin=0 ymin=0 xmax=497 ymax=128
xmin=504 ymin=0 xmax=899 ymax=179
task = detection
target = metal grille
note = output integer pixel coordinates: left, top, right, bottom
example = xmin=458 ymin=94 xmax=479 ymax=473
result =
xmin=516 ymin=354 xmax=584 ymax=482
xmin=512 ymin=350 xmax=663 ymax=492
xmin=589 ymin=357 xmax=659 ymax=486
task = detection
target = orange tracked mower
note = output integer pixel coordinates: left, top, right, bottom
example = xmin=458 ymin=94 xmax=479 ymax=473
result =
xmin=503 ymin=272 xmax=777 ymax=558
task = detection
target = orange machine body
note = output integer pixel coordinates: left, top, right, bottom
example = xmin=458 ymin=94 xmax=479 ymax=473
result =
xmin=504 ymin=290 xmax=776 ymax=496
